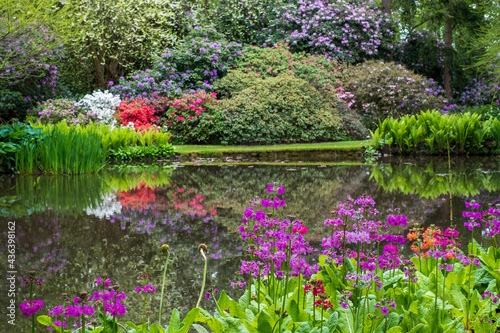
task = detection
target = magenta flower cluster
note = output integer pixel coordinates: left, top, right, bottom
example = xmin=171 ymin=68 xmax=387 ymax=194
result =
xmin=236 ymin=184 xmax=318 ymax=284
xmin=135 ymin=285 xmax=156 ymax=293
xmin=19 ymin=300 xmax=43 ymax=316
xmin=462 ymin=201 xmax=500 ymax=236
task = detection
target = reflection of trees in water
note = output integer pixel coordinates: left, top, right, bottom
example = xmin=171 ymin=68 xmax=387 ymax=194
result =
xmin=370 ymin=158 xmax=500 ymax=199
xmin=2 ymin=159 xmax=500 ymax=329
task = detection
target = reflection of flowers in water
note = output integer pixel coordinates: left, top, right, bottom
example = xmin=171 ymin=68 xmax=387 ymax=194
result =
xmin=86 ymin=193 xmax=122 ymax=219
xmin=116 ymin=183 xmax=219 ymax=217
xmin=117 ymin=182 xmax=156 ymax=210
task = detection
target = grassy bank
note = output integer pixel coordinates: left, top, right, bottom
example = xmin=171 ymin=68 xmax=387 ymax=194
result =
xmin=174 ymin=140 xmax=369 ymax=155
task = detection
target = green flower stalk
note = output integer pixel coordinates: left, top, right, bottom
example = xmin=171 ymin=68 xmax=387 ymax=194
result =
xmin=196 ymin=244 xmax=209 ymax=308
xmin=158 ymin=244 xmax=170 ymax=327
xmin=29 ymin=272 xmax=35 ymax=333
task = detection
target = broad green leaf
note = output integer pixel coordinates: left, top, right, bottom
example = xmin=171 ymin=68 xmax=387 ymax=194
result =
xmin=192 ymin=324 xmax=209 ymax=333
xmin=167 ymin=309 xmax=181 ymax=333
xmin=387 ymin=327 xmax=402 ymax=333
xmin=256 ymin=310 xmax=274 ymax=333
xmin=175 ymin=308 xmax=200 ymax=333
xmin=326 ymin=311 xmax=338 ymax=331
xmin=37 ymin=315 xmax=53 ymax=326
xmin=295 ymin=322 xmax=311 ymax=333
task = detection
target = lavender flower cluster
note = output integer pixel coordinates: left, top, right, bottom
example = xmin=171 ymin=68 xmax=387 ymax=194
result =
xmin=110 ymin=27 xmax=245 ymax=98
xmin=29 ymin=99 xmax=98 ymax=125
xmin=255 ymin=0 xmax=397 ymax=63
xmin=0 ymin=23 xmax=62 ymax=103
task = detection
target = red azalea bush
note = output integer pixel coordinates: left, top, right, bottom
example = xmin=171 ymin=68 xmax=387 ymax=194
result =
xmin=115 ymin=97 xmax=159 ymax=131
xmin=160 ymin=91 xmax=222 ymax=144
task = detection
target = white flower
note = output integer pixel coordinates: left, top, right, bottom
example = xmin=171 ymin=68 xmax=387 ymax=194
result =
xmin=78 ymin=90 xmax=121 ymax=126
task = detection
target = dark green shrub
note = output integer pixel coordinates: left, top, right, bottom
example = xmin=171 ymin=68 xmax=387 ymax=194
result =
xmin=216 ymin=74 xmax=346 ymax=144
xmin=0 ymin=90 xmax=25 ymax=121
xmin=0 ymin=123 xmax=44 ymax=173
xmin=205 ymin=0 xmax=284 ymax=44
xmin=340 ymin=60 xmax=444 ymax=129
xmin=219 ymin=43 xmax=344 ymax=99
xmin=467 ymin=104 xmax=500 ymax=121
xmin=214 ymin=70 xmax=263 ymax=100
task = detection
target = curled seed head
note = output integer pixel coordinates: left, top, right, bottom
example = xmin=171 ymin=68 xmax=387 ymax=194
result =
xmin=275 ymin=307 xmax=281 ymax=315
xmin=198 ymin=244 xmax=208 ymax=253
xmin=161 ymin=244 xmax=170 ymax=254
xmin=79 ymin=291 xmax=88 ymax=300
xmin=251 ymin=295 xmax=258 ymax=301
xmin=94 ymin=300 xmax=103 ymax=307
xmin=145 ymin=310 xmax=153 ymax=317
xmin=29 ymin=271 xmax=36 ymax=277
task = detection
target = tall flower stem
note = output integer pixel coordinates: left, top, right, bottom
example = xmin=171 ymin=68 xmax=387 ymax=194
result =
xmin=320 ymin=308 xmax=324 ymax=333
xmin=257 ymin=273 xmax=261 ymax=313
xmin=442 ymin=267 xmax=446 ymax=321
xmin=142 ymin=293 xmax=147 ymax=332
xmin=81 ymin=314 xmax=85 ymax=333
xmin=114 ymin=293 xmax=117 ymax=333
xmin=466 ymin=264 xmax=473 ymax=329
xmin=297 ymin=252 xmax=301 ymax=308
xmin=30 ymin=280 xmax=34 ymax=333
xmin=434 ymin=259 xmax=439 ymax=312
xmin=196 ymin=248 xmax=208 ymax=308
xmin=158 ymin=249 xmax=170 ymax=327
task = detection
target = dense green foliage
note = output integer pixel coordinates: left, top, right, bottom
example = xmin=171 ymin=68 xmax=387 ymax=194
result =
xmin=205 ymin=0 xmax=284 ymax=44
xmin=1 ymin=122 xmax=174 ymax=174
xmin=0 ymin=123 xmax=43 ymax=173
xmin=371 ymin=110 xmax=500 ymax=154
xmin=62 ymin=0 xmax=198 ymax=91
xmin=215 ymin=73 xmax=346 ymax=144
xmin=15 ymin=123 xmax=107 ymax=174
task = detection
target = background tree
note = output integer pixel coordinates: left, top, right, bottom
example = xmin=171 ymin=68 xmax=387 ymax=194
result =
xmin=468 ymin=0 xmax=500 ymax=85
xmin=0 ymin=0 xmax=77 ymax=120
xmin=392 ymin=0 xmax=490 ymax=97
xmin=64 ymin=0 xmax=199 ymax=90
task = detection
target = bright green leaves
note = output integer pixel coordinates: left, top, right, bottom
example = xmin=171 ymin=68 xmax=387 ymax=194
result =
xmin=374 ymin=109 xmax=500 ymax=155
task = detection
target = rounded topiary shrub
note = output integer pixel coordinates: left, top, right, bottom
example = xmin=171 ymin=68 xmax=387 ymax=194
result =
xmin=339 ymin=60 xmax=444 ymax=128
xmin=216 ymin=73 xmax=346 ymax=144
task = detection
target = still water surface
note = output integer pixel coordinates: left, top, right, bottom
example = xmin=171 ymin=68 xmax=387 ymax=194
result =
xmin=1 ymin=157 xmax=499 ymax=330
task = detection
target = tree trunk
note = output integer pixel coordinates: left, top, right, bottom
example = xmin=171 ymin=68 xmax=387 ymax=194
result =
xmin=444 ymin=8 xmax=453 ymax=98
xmin=107 ymin=58 xmax=119 ymax=85
xmin=382 ymin=0 xmax=391 ymax=15
xmin=87 ymin=38 xmax=106 ymax=90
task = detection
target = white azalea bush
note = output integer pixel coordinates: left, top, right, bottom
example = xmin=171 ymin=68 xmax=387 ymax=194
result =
xmin=77 ymin=90 xmax=121 ymax=126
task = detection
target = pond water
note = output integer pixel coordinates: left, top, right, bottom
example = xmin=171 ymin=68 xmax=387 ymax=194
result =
xmin=2 ymin=156 xmax=500 ymax=330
